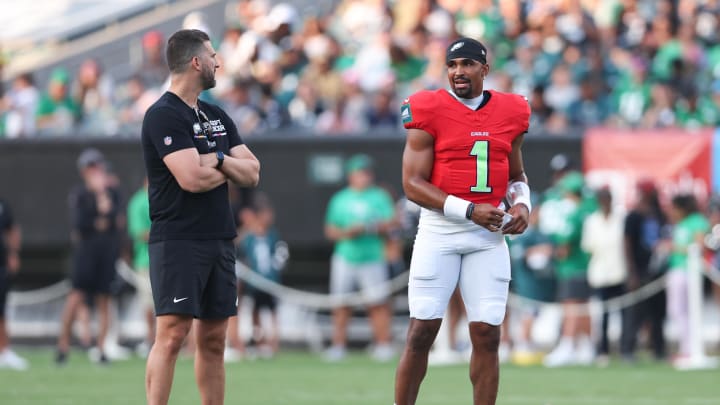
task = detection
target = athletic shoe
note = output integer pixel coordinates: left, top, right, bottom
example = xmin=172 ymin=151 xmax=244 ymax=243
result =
xmin=0 ymin=349 xmax=29 ymax=371
xmin=88 ymin=347 xmax=110 ymax=365
xmin=511 ymin=349 xmax=544 ymax=366
xmin=257 ymin=345 xmax=275 ymax=359
xmin=105 ymin=342 xmax=131 ymax=361
xmin=55 ymin=350 xmax=68 ymax=367
xmin=370 ymin=344 xmax=396 ymax=362
xmin=224 ymin=347 xmax=244 ymax=363
xmin=498 ymin=342 xmax=511 ymax=364
xmin=543 ymin=341 xmax=575 ymax=367
xmin=575 ymin=337 xmax=595 ymax=366
xmin=595 ymin=354 xmax=610 ymax=368
xmin=323 ymin=345 xmax=347 ymax=362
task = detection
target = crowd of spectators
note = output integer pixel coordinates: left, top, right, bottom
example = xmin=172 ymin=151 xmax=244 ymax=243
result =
xmin=2 ymin=0 xmax=720 ymax=138
xmin=493 ymin=154 xmax=720 ymax=367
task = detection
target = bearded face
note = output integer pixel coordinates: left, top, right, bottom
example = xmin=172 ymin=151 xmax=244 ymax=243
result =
xmin=200 ymin=60 xmax=216 ymax=90
xmin=198 ymin=41 xmax=218 ymax=90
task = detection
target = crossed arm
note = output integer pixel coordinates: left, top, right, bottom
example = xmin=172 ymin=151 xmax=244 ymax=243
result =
xmin=163 ymin=145 xmax=260 ymax=193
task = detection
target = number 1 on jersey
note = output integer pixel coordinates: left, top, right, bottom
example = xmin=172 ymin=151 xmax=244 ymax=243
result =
xmin=470 ymin=140 xmax=492 ymax=193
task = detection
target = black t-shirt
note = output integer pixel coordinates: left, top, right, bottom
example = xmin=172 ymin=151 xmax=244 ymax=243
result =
xmin=68 ymin=185 xmax=122 ymax=240
xmin=624 ymin=210 xmax=664 ymax=273
xmin=0 ymin=199 xmax=14 ymax=267
xmin=141 ymin=92 xmax=243 ymax=242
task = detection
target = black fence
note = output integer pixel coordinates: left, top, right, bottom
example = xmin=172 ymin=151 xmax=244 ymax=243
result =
xmin=0 ymin=133 xmax=582 ymax=287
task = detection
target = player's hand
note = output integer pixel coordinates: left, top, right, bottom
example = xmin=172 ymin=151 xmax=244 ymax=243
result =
xmin=470 ymin=203 xmax=506 ymax=232
xmin=502 ymin=204 xmax=529 ymax=235
xmin=345 ymin=225 xmax=366 ymax=239
xmin=96 ymin=191 xmax=112 ymax=214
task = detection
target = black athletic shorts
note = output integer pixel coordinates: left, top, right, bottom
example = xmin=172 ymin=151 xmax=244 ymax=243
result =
xmin=71 ymin=234 xmax=118 ymax=295
xmin=557 ymin=275 xmax=592 ymax=301
xmin=0 ymin=267 xmax=7 ymax=317
xmin=251 ymin=290 xmax=277 ymax=311
xmin=149 ymin=239 xmax=237 ymax=319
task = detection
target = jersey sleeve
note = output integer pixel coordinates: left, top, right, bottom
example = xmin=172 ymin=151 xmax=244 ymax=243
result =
xmin=143 ymin=106 xmax=196 ymax=159
xmin=401 ymin=93 xmax=435 ymax=135
xmin=515 ymin=95 xmax=531 ymax=136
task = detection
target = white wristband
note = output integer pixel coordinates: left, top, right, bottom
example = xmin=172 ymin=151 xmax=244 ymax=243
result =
xmin=507 ymin=181 xmax=532 ymax=212
xmin=443 ymin=195 xmax=472 ymax=220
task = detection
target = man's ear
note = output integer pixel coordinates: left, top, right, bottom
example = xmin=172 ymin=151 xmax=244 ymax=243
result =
xmin=190 ymin=56 xmax=201 ymax=71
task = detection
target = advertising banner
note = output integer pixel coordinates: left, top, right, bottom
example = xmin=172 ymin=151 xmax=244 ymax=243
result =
xmin=583 ymin=128 xmax=715 ymax=206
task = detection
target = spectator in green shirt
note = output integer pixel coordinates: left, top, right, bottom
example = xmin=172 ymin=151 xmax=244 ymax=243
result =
xmin=35 ymin=68 xmax=81 ymax=136
xmin=610 ymin=64 xmax=651 ymax=127
xmin=507 ymin=199 xmax=555 ymax=366
xmin=323 ymin=154 xmax=396 ymax=362
xmin=127 ymin=178 xmax=154 ymax=357
xmin=666 ymin=194 xmax=709 ymax=365
xmin=674 ymin=87 xmax=719 ymax=129
xmin=544 ymin=171 xmax=595 ymax=367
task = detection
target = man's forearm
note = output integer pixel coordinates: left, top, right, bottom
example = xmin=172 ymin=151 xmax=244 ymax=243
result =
xmin=192 ymin=155 xmax=228 ymax=192
xmin=191 ymin=165 xmax=228 ymax=192
xmin=220 ymin=155 xmax=260 ymax=187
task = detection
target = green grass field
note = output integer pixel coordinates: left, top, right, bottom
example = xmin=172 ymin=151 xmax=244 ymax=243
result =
xmin=1 ymin=349 xmax=719 ymax=404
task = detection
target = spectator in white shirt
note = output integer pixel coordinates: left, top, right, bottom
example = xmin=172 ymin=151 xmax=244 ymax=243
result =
xmin=581 ymin=187 xmax=631 ymax=364
xmin=3 ymin=73 xmax=39 ymax=138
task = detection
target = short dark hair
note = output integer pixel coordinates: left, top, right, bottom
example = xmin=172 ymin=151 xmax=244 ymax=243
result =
xmin=166 ymin=29 xmax=210 ymax=73
xmin=671 ymin=193 xmax=699 ymax=216
xmin=248 ymin=191 xmax=273 ymax=213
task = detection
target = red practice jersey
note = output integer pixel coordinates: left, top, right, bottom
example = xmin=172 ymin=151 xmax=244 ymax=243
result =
xmin=401 ymin=89 xmax=530 ymax=207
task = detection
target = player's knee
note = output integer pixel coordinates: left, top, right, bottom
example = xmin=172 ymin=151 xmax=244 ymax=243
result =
xmin=197 ymin=331 xmax=226 ymax=356
xmin=407 ymin=323 xmax=440 ymax=353
xmin=409 ymin=297 xmax=442 ymax=320
xmin=160 ymin=330 xmax=188 ymax=355
xmin=466 ymin=303 xmax=506 ymax=327
xmin=469 ymin=323 xmax=500 ymax=353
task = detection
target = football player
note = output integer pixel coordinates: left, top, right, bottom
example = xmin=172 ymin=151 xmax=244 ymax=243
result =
xmin=394 ymin=37 xmax=531 ymax=405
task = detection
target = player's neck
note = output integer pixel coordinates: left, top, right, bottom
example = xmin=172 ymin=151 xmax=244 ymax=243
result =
xmin=168 ymin=75 xmax=202 ymax=109
xmin=448 ymin=89 xmax=486 ymax=109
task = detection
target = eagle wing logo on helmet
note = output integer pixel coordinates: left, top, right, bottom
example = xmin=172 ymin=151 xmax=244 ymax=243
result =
xmin=450 ymin=42 xmax=464 ymax=52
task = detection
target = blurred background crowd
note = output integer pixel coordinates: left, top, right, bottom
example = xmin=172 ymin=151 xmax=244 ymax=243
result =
xmin=3 ymin=0 xmax=720 ymax=138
